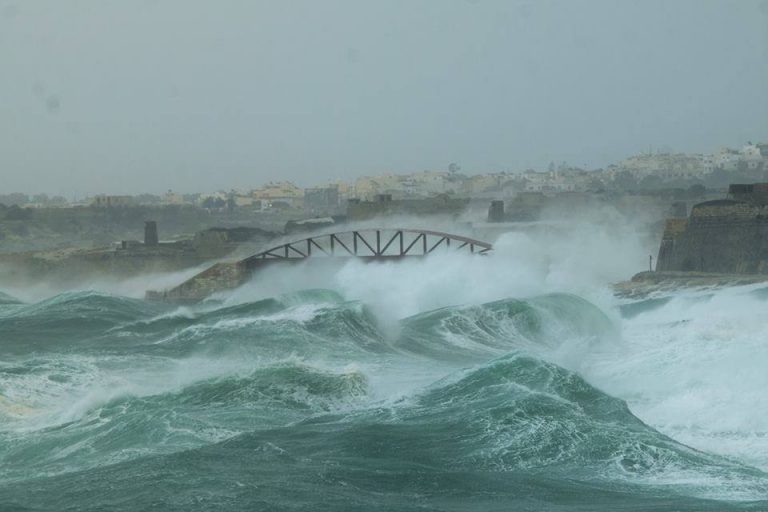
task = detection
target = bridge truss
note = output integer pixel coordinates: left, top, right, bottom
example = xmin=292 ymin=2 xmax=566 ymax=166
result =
xmin=243 ymin=229 xmax=492 ymax=264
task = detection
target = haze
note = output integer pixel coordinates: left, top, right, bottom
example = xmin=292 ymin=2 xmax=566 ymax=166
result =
xmin=1 ymin=0 xmax=767 ymax=196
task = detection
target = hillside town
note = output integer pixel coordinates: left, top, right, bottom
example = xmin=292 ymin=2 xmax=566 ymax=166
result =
xmin=2 ymin=141 xmax=767 ymax=216
xmin=1 ymin=139 xmax=767 ymax=265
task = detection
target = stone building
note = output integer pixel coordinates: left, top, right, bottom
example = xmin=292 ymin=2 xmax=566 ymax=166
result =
xmin=303 ymin=186 xmax=340 ymax=214
xmin=617 ymin=153 xmax=707 ymax=181
xmin=92 ymin=195 xmax=134 ymax=208
xmin=346 ymin=194 xmax=468 ymax=221
xmin=251 ymin=182 xmax=304 ymax=209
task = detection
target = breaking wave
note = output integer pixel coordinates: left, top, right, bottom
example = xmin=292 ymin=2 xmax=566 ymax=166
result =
xmin=1 ymin=274 xmax=767 ymax=510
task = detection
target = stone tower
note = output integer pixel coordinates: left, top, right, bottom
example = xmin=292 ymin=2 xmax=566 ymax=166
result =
xmin=144 ymin=221 xmax=159 ymax=246
xmin=487 ymin=200 xmax=505 ymax=223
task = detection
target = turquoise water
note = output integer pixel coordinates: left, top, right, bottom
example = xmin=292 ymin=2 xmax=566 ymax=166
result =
xmin=1 ymin=286 xmax=767 ymax=511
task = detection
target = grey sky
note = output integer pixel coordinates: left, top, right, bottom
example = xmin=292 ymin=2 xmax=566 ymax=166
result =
xmin=1 ymin=0 xmax=767 ymax=196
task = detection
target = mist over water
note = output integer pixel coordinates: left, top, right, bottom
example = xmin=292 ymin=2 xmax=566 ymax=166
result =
xmin=1 ymin=221 xmax=767 ymax=510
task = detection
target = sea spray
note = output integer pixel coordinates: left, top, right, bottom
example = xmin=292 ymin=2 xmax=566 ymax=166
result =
xmin=1 ymin=223 xmax=767 ymax=510
xmin=584 ymin=283 xmax=768 ymax=472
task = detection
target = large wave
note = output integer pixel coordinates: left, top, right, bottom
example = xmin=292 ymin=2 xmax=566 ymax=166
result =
xmin=1 ymin=226 xmax=767 ymax=510
xmin=1 ymin=284 xmax=767 ymax=510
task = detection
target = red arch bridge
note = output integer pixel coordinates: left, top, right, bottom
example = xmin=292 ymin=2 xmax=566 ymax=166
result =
xmin=146 ymin=228 xmax=493 ymax=302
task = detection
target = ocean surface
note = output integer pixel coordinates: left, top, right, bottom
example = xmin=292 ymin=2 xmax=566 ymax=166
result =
xmin=1 ymin=247 xmax=768 ymax=511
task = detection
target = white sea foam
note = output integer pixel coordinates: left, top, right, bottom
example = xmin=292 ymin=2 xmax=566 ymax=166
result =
xmin=3 ymin=214 xmax=766 ymax=500
xmin=579 ymin=285 xmax=768 ymax=472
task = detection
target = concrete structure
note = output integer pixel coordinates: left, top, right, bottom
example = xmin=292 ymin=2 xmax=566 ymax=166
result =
xmin=617 ymin=153 xmax=708 ymax=181
xmin=707 ymin=143 xmax=768 ymax=173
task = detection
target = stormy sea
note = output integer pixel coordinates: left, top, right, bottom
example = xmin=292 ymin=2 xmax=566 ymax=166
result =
xmin=1 ymin=233 xmax=768 ymax=511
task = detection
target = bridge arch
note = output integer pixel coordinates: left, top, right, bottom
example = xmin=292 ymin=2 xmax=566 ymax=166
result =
xmin=243 ymin=228 xmax=492 ymax=264
xmin=148 ymin=228 xmax=492 ymax=302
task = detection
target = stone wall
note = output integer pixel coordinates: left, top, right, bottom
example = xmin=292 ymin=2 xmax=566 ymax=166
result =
xmin=149 ymin=261 xmax=249 ymax=302
xmin=347 ymin=195 xmax=468 ymax=220
xmin=655 ymin=199 xmax=768 ymax=273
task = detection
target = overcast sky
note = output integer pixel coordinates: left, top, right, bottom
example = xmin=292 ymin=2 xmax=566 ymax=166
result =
xmin=1 ymin=0 xmax=767 ymax=196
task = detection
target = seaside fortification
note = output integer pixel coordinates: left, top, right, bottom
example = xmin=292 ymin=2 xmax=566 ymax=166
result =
xmin=655 ymin=184 xmax=768 ymax=274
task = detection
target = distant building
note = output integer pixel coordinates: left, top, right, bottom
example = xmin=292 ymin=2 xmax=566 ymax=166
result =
xmin=92 ymin=195 xmax=134 ymax=208
xmin=0 ymin=193 xmax=29 ymax=207
xmin=713 ymin=148 xmax=741 ymax=171
xmin=233 ymin=195 xmax=257 ymax=207
xmin=740 ymin=142 xmax=768 ymax=171
xmin=162 ymin=190 xmax=186 ymax=205
xmin=251 ymin=181 xmax=304 ymax=209
xmin=347 ymin=170 xmax=469 ymax=200
xmin=304 ymin=185 xmax=339 ymax=214
xmin=346 ymin=193 xmax=468 ymax=220
xmin=704 ymin=143 xmax=768 ymax=173
xmin=465 ymin=174 xmax=506 ymax=196
xmin=349 ymin=174 xmax=407 ymax=200
xmin=617 ymin=153 xmax=707 ymax=180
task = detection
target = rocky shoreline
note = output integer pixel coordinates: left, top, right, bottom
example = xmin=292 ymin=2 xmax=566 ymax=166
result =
xmin=614 ymin=270 xmax=768 ymax=298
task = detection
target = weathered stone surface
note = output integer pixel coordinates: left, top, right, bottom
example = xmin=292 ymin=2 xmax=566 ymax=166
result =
xmin=615 ymin=270 xmax=768 ymax=299
xmin=148 ymin=261 xmax=249 ymax=302
xmin=655 ymin=198 xmax=768 ymax=274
